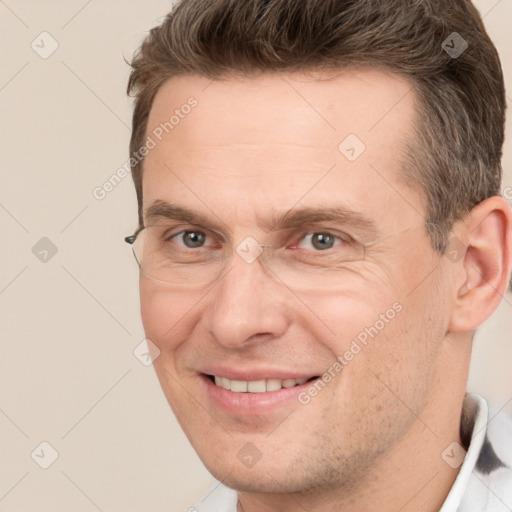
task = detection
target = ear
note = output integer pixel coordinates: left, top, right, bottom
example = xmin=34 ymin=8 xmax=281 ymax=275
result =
xmin=448 ymin=196 xmax=512 ymax=333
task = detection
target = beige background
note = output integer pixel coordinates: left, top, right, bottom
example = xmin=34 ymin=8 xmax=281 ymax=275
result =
xmin=1 ymin=1 xmax=511 ymax=511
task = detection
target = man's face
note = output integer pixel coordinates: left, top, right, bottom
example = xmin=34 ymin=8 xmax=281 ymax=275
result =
xmin=139 ymin=69 xmax=454 ymax=493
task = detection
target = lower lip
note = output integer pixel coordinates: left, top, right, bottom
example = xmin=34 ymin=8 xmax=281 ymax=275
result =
xmin=201 ymin=375 xmax=317 ymax=416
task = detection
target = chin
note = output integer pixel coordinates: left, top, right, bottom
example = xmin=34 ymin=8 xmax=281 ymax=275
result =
xmin=207 ymin=466 xmax=300 ymax=494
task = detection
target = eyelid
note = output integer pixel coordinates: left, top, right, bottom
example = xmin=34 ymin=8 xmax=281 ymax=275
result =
xmin=162 ymin=224 xmax=222 ymax=242
xmin=158 ymin=223 xmax=362 ymax=248
xmin=168 ymin=229 xmax=218 ymax=249
xmin=275 ymin=224 xmax=364 ymax=243
xmin=292 ymin=231 xmax=355 ymax=251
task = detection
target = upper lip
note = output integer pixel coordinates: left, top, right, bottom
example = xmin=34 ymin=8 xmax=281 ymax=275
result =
xmin=200 ymin=367 xmax=320 ymax=381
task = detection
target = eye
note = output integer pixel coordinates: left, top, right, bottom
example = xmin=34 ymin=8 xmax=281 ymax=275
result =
xmin=172 ymin=230 xmax=208 ymax=249
xmin=297 ymin=232 xmax=344 ymax=251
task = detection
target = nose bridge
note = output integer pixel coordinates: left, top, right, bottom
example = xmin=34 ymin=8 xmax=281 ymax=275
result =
xmin=204 ymin=246 xmax=289 ymax=348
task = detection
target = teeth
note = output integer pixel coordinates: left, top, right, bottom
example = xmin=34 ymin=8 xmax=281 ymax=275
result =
xmin=247 ymin=380 xmax=266 ymax=393
xmin=266 ymin=378 xmax=282 ymax=392
xmin=282 ymin=379 xmax=297 ymax=388
xmin=221 ymin=377 xmax=231 ymax=390
xmin=213 ymin=376 xmax=310 ymax=393
xmin=230 ymin=380 xmax=248 ymax=392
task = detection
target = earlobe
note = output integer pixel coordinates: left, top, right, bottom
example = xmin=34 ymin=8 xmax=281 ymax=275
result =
xmin=448 ymin=197 xmax=512 ymax=333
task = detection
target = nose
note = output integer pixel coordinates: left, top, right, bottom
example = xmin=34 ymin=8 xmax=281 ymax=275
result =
xmin=202 ymin=248 xmax=292 ymax=349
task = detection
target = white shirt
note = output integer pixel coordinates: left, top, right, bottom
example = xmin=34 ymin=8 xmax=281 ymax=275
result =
xmin=188 ymin=394 xmax=512 ymax=512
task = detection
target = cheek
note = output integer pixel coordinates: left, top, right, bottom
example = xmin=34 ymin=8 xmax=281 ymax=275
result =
xmin=139 ymin=281 xmax=202 ymax=415
xmin=140 ymin=282 xmax=167 ymax=345
xmin=139 ymin=279 xmax=196 ymax=352
xmin=310 ymin=268 xmax=442 ymax=393
xmin=306 ymin=285 xmax=402 ymax=352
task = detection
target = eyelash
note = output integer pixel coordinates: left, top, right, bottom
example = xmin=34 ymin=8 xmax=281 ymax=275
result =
xmin=168 ymin=229 xmax=350 ymax=253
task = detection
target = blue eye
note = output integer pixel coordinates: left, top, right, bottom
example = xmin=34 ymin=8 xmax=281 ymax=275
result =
xmin=168 ymin=229 xmax=348 ymax=253
xmin=173 ymin=231 xmax=208 ymax=248
xmin=298 ymin=232 xmax=342 ymax=251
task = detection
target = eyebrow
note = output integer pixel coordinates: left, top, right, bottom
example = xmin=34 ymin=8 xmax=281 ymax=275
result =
xmin=144 ymin=199 xmax=377 ymax=236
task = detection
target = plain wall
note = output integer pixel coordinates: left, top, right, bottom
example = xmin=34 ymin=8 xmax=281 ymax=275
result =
xmin=1 ymin=1 xmax=511 ymax=510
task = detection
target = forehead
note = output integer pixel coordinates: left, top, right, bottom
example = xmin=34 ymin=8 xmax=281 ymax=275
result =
xmin=142 ymin=68 xmax=424 ymax=232
xmin=147 ymin=67 xmax=416 ymax=149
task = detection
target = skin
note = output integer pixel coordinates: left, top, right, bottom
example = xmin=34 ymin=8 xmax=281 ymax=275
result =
xmin=137 ymin=69 xmax=512 ymax=512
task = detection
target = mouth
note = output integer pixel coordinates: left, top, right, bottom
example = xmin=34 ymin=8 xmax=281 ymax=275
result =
xmin=207 ymin=374 xmax=319 ymax=393
xmin=200 ymin=372 xmax=321 ymax=415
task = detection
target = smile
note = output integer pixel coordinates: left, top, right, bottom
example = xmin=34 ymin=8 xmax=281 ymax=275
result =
xmin=210 ymin=375 xmax=316 ymax=393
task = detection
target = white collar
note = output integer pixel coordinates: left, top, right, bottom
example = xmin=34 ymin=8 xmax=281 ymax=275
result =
xmin=439 ymin=393 xmax=488 ymax=511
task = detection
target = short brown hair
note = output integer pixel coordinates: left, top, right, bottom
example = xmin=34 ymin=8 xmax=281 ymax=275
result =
xmin=127 ymin=0 xmax=506 ymax=252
